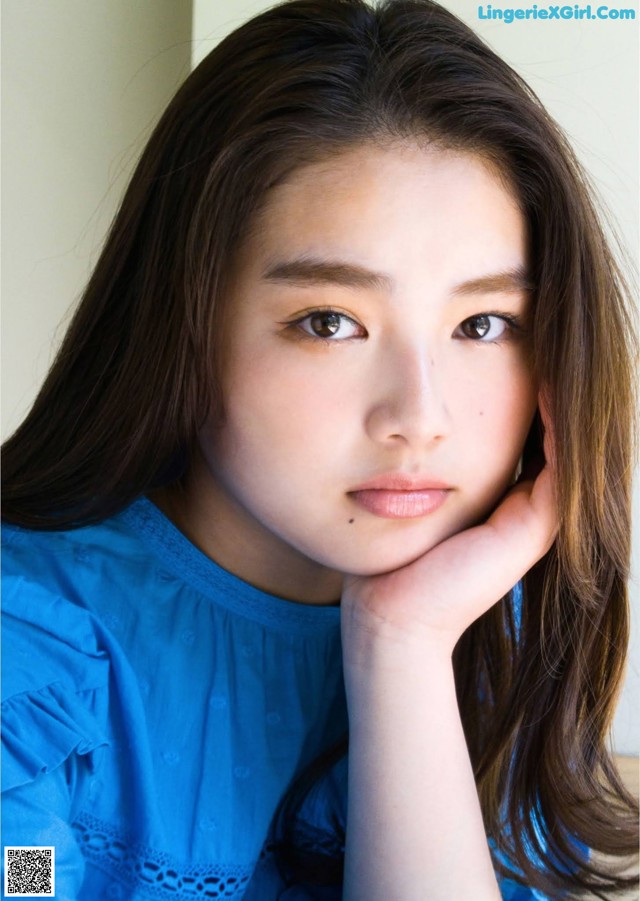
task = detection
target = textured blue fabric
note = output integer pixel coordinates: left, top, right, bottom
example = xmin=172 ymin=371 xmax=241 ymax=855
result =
xmin=2 ymin=498 xmax=346 ymax=900
xmin=2 ymin=498 xmax=549 ymax=900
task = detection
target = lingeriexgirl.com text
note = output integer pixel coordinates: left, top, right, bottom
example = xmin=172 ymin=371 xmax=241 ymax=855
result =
xmin=477 ymin=3 xmax=635 ymax=20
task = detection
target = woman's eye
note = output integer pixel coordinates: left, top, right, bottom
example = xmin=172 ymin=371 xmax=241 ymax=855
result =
xmin=456 ymin=314 xmax=512 ymax=342
xmin=294 ymin=310 xmax=365 ymax=340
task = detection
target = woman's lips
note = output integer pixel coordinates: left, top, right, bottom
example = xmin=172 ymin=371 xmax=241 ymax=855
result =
xmin=348 ymin=475 xmax=452 ymax=519
xmin=349 ymin=488 xmax=450 ymax=518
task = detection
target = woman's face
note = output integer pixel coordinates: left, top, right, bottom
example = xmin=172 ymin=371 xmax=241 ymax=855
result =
xmin=186 ymin=143 xmax=537 ymax=602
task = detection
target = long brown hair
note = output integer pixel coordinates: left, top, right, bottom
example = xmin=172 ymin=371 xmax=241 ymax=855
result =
xmin=3 ymin=0 xmax=637 ymax=895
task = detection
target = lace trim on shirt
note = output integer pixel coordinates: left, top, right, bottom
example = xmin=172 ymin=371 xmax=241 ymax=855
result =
xmin=73 ymin=812 xmax=253 ymax=898
xmin=126 ymin=498 xmax=341 ymax=636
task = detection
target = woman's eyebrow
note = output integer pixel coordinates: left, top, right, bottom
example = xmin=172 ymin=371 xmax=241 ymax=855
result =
xmin=451 ymin=267 xmax=534 ymax=296
xmin=262 ymin=258 xmax=392 ymax=292
xmin=262 ymin=258 xmax=533 ymax=297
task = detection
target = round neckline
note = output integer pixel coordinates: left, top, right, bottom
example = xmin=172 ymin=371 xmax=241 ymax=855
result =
xmin=118 ymin=496 xmax=342 ymax=635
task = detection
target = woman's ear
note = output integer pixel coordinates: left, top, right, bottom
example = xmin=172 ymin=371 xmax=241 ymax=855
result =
xmin=512 ymin=456 xmax=523 ymax=484
xmin=518 ymin=404 xmax=545 ymax=484
xmin=537 ymin=389 xmax=556 ymax=471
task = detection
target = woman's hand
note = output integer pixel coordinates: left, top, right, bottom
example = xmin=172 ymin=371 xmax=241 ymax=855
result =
xmin=342 ymin=409 xmax=557 ymax=661
xmin=341 ymin=406 xmax=557 ymax=901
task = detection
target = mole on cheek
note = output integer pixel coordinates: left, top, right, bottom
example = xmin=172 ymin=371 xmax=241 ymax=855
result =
xmin=348 ymin=518 xmax=355 ymax=524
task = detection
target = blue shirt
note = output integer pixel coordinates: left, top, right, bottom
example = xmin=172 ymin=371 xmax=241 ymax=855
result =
xmin=2 ymin=498 xmax=347 ymax=899
xmin=2 ymin=498 xmax=551 ymax=900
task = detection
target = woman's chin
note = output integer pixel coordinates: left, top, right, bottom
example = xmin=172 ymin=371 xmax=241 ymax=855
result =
xmin=327 ymin=517 xmax=478 ymax=579
xmin=332 ymin=543 xmax=441 ymax=580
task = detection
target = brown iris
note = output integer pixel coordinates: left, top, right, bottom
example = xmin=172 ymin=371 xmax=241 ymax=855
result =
xmin=309 ymin=312 xmax=342 ymax=337
xmin=460 ymin=315 xmax=491 ymax=339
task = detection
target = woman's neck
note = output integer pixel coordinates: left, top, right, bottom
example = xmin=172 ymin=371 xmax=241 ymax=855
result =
xmin=149 ymin=467 xmax=343 ymax=606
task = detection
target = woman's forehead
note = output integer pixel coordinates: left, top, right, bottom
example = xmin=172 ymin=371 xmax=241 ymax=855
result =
xmin=238 ymin=141 xmax=527 ymax=283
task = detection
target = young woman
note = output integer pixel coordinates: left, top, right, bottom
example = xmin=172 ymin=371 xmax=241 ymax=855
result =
xmin=2 ymin=1 xmax=637 ymax=898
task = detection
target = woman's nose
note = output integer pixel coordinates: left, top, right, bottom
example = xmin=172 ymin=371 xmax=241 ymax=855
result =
xmin=364 ymin=342 xmax=451 ymax=447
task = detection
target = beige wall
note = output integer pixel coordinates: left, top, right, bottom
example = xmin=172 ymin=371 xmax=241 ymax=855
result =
xmin=1 ymin=0 xmax=192 ymax=437
xmin=2 ymin=0 xmax=637 ymax=752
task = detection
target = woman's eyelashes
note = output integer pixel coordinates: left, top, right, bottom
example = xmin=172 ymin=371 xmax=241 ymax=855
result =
xmin=454 ymin=312 xmax=525 ymax=343
xmin=282 ymin=308 xmax=525 ymax=344
xmin=284 ymin=309 xmax=367 ymax=342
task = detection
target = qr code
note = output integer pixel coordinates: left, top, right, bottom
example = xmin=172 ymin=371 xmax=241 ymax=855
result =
xmin=3 ymin=847 xmax=55 ymax=897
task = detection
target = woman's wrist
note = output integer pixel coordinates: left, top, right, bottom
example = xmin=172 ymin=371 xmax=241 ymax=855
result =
xmin=342 ymin=628 xmax=500 ymax=901
xmin=341 ymin=594 xmax=457 ymax=685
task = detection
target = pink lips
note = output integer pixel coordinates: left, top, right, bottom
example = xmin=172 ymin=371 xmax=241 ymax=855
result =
xmin=349 ymin=474 xmax=452 ymax=519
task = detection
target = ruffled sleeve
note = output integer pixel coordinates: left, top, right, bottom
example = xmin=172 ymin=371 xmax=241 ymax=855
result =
xmin=1 ymin=569 xmax=112 ymax=900
xmin=2 ymin=574 xmax=111 ymax=792
xmin=2 ymin=681 xmax=109 ymax=792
